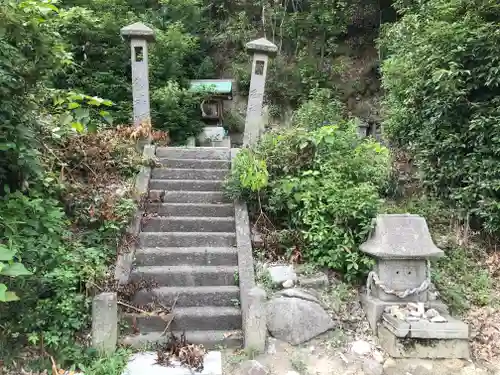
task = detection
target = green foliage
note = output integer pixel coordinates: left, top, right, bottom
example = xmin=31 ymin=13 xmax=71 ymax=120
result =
xmin=227 ymin=97 xmax=389 ymax=279
xmin=151 ymin=81 xmax=206 ymax=144
xmin=292 ymin=88 xmax=345 ymax=130
xmin=380 ymin=0 xmax=500 ymax=233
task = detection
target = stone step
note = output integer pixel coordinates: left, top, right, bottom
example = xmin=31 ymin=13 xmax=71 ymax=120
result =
xmin=149 ymin=179 xmax=224 ymax=191
xmin=142 ymin=216 xmax=236 ymax=233
xmin=147 ymin=203 xmax=234 ymax=217
xmin=130 ymin=265 xmax=238 ymax=287
xmin=151 ymin=168 xmax=228 ymax=181
xmin=124 ymin=306 xmax=242 ymax=333
xmin=135 ymin=247 xmax=238 ymax=267
xmin=133 ymin=285 xmax=240 ymax=307
xmin=122 ymin=330 xmax=243 ymax=349
xmin=149 ymin=190 xmax=230 ymax=204
xmin=157 ymin=158 xmax=230 ymax=170
xmin=139 ymin=232 xmax=236 ymax=247
xmin=156 ymin=147 xmax=230 ymax=160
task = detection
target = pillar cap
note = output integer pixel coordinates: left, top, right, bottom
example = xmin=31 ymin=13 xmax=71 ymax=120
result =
xmin=120 ymin=22 xmax=155 ymax=41
xmin=245 ymin=38 xmax=278 ymax=56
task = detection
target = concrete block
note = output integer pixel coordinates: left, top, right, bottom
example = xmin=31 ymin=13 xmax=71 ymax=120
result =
xmin=245 ymin=287 xmax=267 ymax=353
xmin=122 ymin=351 xmax=222 ymax=375
xmin=378 ymin=325 xmax=470 ymax=359
xmin=92 ymin=292 xmax=118 ymax=355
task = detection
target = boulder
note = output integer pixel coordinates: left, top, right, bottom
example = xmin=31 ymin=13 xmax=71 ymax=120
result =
xmin=266 ymin=297 xmax=335 ymax=345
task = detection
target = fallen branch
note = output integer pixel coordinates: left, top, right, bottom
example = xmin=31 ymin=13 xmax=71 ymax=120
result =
xmin=160 ymin=293 xmax=179 ymax=337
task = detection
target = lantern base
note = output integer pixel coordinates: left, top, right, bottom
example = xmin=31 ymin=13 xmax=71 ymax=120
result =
xmin=360 ymin=294 xmax=448 ymax=334
xmin=378 ymin=325 xmax=470 ymax=359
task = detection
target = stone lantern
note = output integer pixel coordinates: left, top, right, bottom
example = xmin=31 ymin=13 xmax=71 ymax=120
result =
xmin=360 ymin=214 xmax=445 ymax=329
xmin=120 ymin=22 xmax=155 ymax=129
xmin=243 ymin=38 xmax=278 ymax=146
xmin=360 ymin=214 xmax=470 ymax=359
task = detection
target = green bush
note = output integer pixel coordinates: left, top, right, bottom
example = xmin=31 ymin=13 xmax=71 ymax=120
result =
xmin=151 ymin=81 xmax=206 ymax=144
xmin=292 ymin=88 xmax=344 ymax=130
xmin=227 ymin=114 xmax=389 ymax=280
xmin=380 ymin=0 xmax=500 ymax=233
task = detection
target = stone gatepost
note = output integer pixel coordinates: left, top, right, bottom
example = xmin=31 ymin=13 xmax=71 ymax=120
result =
xmin=92 ymin=292 xmax=118 ymax=355
xmin=243 ymin=38 xmax=278 ymax=146
xmin=120 ymin=22 xmax=155 ymax=129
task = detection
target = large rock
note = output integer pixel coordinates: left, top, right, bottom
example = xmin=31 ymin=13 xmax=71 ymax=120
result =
xmin=266 ymin=297 xmax=335 ymax=345
xmin=275 ymin=288 xmax=321 ymax=305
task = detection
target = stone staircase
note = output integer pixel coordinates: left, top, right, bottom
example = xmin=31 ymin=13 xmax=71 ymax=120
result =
xmin=123 ymin=147 xmax=243 ymax=348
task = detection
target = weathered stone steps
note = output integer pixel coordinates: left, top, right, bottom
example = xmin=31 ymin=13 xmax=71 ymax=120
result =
xmin=124 ymin=306 xmax=241 ymax=332
xmin=157 ymin=158 xmax=230 ymax=169
xmin=131 ymin=265 xmax=238 ymax=287
xmin=139 ymin=231 xmax=236 ymax=247
xmin=133 ymin=285 xmax=240 ymax=307
xmin=147 ymin=203 xmax=234 ymax=217
xmin=142 ymin=216 xmax=236 ymax=232
xmin=122 ymin=330 xmax=243 ymax=349
xmin=155 ymin=147 xmax=231 ymax=160
xmin=149 ymin=190 xmax=230 ymax=204
xmin=149 ymin=179 xmax=224 ymax=191
xmin=152 ymin=168 xmax=228 ymax=180
xmin=124 ymin=146 xmax=242 ymax=348
xmin=134 ymin=247 xmax=238 ymax=267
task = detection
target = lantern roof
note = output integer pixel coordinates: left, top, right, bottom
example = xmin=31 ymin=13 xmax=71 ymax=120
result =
xmin=360 ymin=214 xmax=444 ymax=259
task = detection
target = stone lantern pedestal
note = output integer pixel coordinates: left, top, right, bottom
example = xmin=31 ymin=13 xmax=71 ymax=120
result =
xmin=360 ymin=214 xmax=470 ymax=359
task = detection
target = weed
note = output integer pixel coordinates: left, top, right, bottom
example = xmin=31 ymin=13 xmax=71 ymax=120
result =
xmin=290 ymin=354 xmax=308 ymax=375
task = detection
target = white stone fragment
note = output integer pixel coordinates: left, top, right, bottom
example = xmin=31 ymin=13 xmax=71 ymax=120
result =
xmin=282 ymin=279 xmax=294 ymax=288
xmin=430 ymin=315 xmax=448 ymax=323
xmin=350 ymin=340 xmax=372 ymax=356
xmin=122 ymin=351 xmax=222 ymax=375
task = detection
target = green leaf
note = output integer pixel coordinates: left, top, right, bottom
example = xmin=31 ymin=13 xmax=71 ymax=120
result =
xmin=0 ymin=263 xmax=32 ymax=277
xmin=67 ymin=102 xmax=80 ymax=109
xmin=0 ymin=245 xmax=15 ymax=261
xmin=0 ymin=284 xmax=19 ymax=302
xmin=71 ymin=122 xmax=85 ymax=133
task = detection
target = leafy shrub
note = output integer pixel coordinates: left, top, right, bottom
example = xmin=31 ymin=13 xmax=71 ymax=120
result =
xmin=380 ymin=0 xmax=500 ymax=233
xmin=151 ymin=81 xmax=206 ymax=144
xmin=227 ymin=116 xmax=389 ymax=279
xmin=292 ymin=88 xmax=344 ymax=130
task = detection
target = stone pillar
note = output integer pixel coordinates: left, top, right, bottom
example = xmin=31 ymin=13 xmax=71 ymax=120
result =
xmin=92 ymin=292 xmax=118 ymax=355
xmin=245 ymin=286 xmax=267 ymax=353
xmin=243 ymin=38 xmax=278 ymax=146
xmin=120 ymin=22 xmax=155 ymax=128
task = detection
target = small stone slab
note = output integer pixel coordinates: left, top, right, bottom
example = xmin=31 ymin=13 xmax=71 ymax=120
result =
xmin=275 ymin=288 xmax=321 ymax=305
xmin=268 ymin=265 xmax=297 ymax=285
xmin=298 ymin=273 xmax=329 ymax=290
xmin=122 ymin=351 xmax=222 ymax=375
xmin=382 ymin=313 xmax=469 ymax=339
